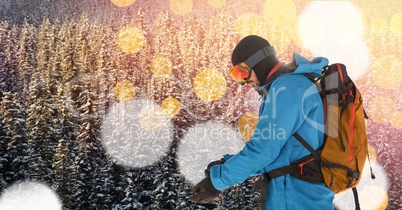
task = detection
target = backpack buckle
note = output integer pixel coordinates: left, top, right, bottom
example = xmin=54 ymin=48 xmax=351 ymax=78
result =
xmin=347 ymin=170 xmax=360 ymax=179
xmin=342 ymin=90 xmax=354 ymax=105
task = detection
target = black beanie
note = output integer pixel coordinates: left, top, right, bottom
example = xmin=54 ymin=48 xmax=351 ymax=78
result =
xmin=231 ymin=35 xmax=279 ymax=85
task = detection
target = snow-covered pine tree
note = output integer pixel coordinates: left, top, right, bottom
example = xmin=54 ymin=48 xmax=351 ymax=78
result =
xmin=0 ymin=21 xmax=8 ymax=99
xmin=25 ymin=72 xmax=56 ymax=184
xmin=187 ymin=11 xmax=229 ymax=123
xmin=0 ymin=94 xmax=13 ymax=185
xmin=84 ymin=23 xmax=99 ymax=75
xmin=92 ymin=20 xmax=118 ymax=119
xmin=59 ymin=21 xmax=76 ymax=84
xmin=116 ymin=19 xmax=136 ymax=84
xmin=71 ymin=14 xmax=103 ymax=156
xmin=153 ymin=10 xmax=179 ymax=62
xmin=75 ymin=69 xmax=116 ymax=209
xmin=0 ymin=92 xmax=29 ymax=182
xmin=153 ymin=151 xmax=179 ymax=209
xmin=240 ymin=178 xmax=261 ymax=210
xmin=135 ymin=168 xmax=157 ymax=208
xmin=153 ymin=147 xmax=216 ymax=209
xmin=0 ymin=22 xmax=19 ymax=96
xmin=52 ymin=137 xmax=70 ymax=206
xmin=72 ymin=15 xmax=90 ymax=76
xmin=25 ymin=19 xmax=60 ymax=185
xmin=177 ymin=17 xmax=204 ymax=74
xmin=36 ymin=18 xmax=52 ymax=80
xmin=46 ymin=19 xmax=64 ymax=95
xmin=47 ymin=21 xmax=85 ymax=209
xmin=64 ymin=82 xmax=106 ymax=208
xmin=219 ymin=178 xmax=260 ymax=210
xmin=74 ymin=63 xmax=115 ymax=209
xmin=16 ymin=20 xmax=38 ymax=107
xmin=91 ymin=156 xmax=121 ymax=209
xmin=175 ymin=14 xmax=216 ymax=122
xmin=91 ymin=22 xmax=110 ymax=118
xmin=75 ymin=84 xmax=101 ymax=156
xmin=0 ymin=113 xmax=8 ymax=192
xmin=105 ymin=20 xmax=123 ymax=103
xmin=76 ymin=93 xmax=99 ymax=207
xmin=67 ymin=151 xmax=92 ymax=209
xmin=149 ymin=10 xmax=181 ymax=103
xmin=56 ymin=128 xmax=81 ymax=210
xmin=209 ymin=11 xmax=245 ymax=125
xmin=52 ymin=85 xmax=81 ymax=208
xmin=171 ymin=18 xmax=205 ymax=129
xmin=133 ymin=8 xmax=153 ymax=91
xmin=59 ymin=20 xmax=84 ymax=121
xmin=120 ymin=171 xmax=146 ymax=210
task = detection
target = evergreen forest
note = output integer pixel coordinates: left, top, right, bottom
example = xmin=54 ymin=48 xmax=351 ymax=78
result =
xmin=0 ymin=10 xmax=262 ymax=210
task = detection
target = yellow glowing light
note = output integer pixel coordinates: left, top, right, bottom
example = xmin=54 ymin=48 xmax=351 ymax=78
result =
xmin=151 ymin=55 xmax=173 ymax=75
xmin=193 ymin=69 xmax=227 ymax=102
xmin=390 ymin=12 xmax=402 ymax=38
xmin=207 ymin=0 xmax=226 ymax=9
xmin=359 ymin=185 xmax=389 ymax=210
xmin=391 ymin=111 xmax=402 ymax=130
xmin=371 ymin=55 xmax=402 ymax=89
xmin=237 ymin=111 xmax=259 ymax=142
xmin=161 ymin=97 xmax=181 ymax=117
xmin=263 ymin=0 xmax=300 ymax=53
xmin=370 ymin=18 xmax=389 ymax=37
xmin=114 ymin=81 xmax=136 ymax=102
xmin=169 ymin=0 xmax=193 ymax=16
xmin=117 ymin=26 xmax=146 ymax=54
xmin=236 ymin=13 xmax=266 ymax=38
xmin=368 ymin=96 xmax=396 ymax=125
xmin=110 ymin=0 xmax=136 ymax=7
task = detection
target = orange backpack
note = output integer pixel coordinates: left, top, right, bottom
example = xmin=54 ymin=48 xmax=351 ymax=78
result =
xmin=266 ymin=63 xmax=375 ymax=210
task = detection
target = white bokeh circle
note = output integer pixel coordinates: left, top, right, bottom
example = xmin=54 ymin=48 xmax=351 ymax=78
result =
xmin=101 ymin=99 xmax=173 ymax=168
xmin=0 ymin=181 xmax=62 ymax=210
xmin=299 ymin=1 xmax=371 ymax=80
xmin=177 ymin=121 xmax=245 ymax=185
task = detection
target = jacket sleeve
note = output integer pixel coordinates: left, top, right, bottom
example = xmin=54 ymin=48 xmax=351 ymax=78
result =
xmin=210 ymin=75 xmax=314 ymax=190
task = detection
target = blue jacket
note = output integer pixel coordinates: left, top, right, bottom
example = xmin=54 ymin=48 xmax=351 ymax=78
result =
xmin=210 ymin=53 xmax=334 ymax=209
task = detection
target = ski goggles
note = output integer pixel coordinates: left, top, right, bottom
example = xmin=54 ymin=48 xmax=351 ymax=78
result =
xmin=229 ymin=62 xmax=251 ymax=85
xmin=229 ymin=46 xmax=276 ymax=85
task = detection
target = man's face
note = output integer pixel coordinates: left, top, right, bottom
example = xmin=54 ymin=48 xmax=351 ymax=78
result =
xmin=246 ymin=70 xmax=261 ymax=89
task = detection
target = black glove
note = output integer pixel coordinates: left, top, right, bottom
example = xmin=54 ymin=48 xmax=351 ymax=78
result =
xmin=189 ymin=175 xmax=220 ymax=203
xmin=252 ymin=174 xmax=270 ymax=210
xmin=189 ymin=159 xmax=226 ymax=203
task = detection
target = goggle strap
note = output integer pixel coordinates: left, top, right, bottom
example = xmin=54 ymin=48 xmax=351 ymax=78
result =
xmin=244 ymin=46 xmax=276 ymax=69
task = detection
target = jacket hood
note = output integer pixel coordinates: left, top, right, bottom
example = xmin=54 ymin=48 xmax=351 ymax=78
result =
xmin=259 ymin=53 xmax=329 ymax=91
xmin=292 ymin=53 xmax=328 ymax=78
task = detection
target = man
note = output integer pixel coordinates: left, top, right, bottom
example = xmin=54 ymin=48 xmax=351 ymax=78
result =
xmin=190 ymin=35 xmax=334 ymax=209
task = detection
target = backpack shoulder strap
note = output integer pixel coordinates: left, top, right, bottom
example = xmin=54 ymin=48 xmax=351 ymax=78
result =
xmin=293 ymin=132 xmax=321 ymax=161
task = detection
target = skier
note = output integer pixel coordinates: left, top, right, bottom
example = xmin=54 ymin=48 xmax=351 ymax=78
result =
xmin=189 ymin=35 xmax=334 ymax=209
